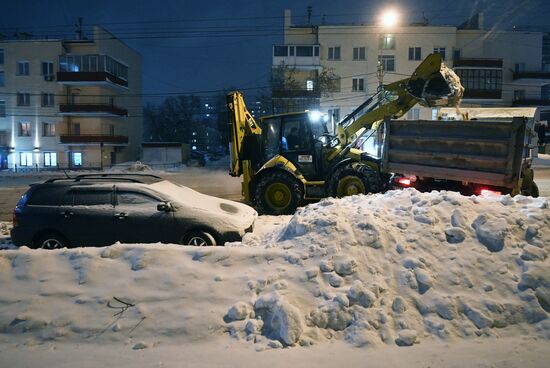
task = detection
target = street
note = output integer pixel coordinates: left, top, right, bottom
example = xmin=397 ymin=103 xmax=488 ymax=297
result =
xmin=0 ymin=166 xmax=549 ymax=221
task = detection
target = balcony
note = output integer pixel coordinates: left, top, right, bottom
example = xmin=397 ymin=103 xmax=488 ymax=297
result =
xmin=273 ymin=45 xmax=321 ymax=68
xmin=60 ymin=135 xmax=128 ymax=145
xmin=512 ymin=99 xmax=550 ymax=107
xmin=463 ymin=89 xmax=502 ymax=99
xmin=59 ymin=103 xmax=128 ymax=117
xmin=512 ymin=71 xmax=550 ymax=86
xmin=272 ymin=88 xmax=322 ymax=99
xmin=57 ymin=71 xmax=128 ymax=89
xmin=453 ymin=58 xmax=503 ymax=68
xmin=57 ymin=54 xmax=129 ymax=89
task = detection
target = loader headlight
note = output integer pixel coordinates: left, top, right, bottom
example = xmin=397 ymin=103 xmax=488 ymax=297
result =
xmin=308 ymin=111 xmax=328 ymax=123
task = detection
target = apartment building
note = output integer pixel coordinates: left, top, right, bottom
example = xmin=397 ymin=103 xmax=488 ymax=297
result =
xmin=273 ymin=10 xmax=550 ymax=131
xmin=0 ymin=26 xmax=142 ymax=170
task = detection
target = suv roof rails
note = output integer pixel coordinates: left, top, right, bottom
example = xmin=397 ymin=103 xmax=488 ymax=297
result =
xmin=43 ymin=173 xmax=162 ymax=184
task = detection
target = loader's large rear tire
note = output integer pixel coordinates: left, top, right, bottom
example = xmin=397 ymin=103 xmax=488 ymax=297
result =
xmin=330 ymin=162 xmax=380 ymax=198
xmin=254 ymin=172 xmax=303 ymax=215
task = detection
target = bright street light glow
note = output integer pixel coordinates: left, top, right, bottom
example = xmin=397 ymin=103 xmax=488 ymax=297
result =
xmin=380 ymin=9 xmax=399 ymax=27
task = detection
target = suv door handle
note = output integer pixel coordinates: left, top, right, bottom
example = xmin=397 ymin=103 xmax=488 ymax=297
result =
xmin=115 ymin=212 xmax=127 ymax=219
xmin=60 ymin=211 xmax=74 ymax=218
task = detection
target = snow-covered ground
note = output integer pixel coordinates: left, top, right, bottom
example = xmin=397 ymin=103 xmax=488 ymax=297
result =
xmin=0 ymin=189 xmax=549 ymax=366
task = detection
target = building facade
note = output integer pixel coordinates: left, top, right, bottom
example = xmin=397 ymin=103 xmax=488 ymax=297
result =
xmin=0 ymin=26 xmax=142 ymax=170
xmin=273 ymin=10 xmax=550 ymax=132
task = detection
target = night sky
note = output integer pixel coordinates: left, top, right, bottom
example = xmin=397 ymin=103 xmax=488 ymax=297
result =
xmin=1 ymin=0 xmax=549 ymax=104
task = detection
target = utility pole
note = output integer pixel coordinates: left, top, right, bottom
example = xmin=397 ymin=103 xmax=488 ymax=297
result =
xmin=75 ymin=17 xmax=83 ymax=40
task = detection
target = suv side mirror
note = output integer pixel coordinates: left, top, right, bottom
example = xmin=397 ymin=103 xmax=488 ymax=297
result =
xmin=157 ymin=202 xmax=172 ymax=212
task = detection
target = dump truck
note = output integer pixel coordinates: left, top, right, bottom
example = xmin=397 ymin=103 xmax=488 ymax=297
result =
xmin=227 ymin=53 xmax=538 ymax=214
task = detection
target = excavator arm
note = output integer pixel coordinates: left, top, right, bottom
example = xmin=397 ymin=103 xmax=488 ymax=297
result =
xmin=336 ymin=53 xmax=464 ymax=145
xmin=226 ymin=91 xmax=262 ymax=178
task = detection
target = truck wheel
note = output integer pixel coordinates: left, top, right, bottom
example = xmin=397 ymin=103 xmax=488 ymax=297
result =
xmin=330 ymin=163 xmax=380 ymax=198
xmin=254 ymin=172 xmax=303 ymax=215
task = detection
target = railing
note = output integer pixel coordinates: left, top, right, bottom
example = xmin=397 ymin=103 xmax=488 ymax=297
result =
xmin=513 ymin=71 xmax=550 ymax=80
xmin=513 ymin=99 xmax=550 ymax=106
xmin=59 ymin=103 xmax=128 ymax=117
xmin=60 ymin=135 xmax=129 ymax=144
xmin=453 ymin=58 xmax=503 ymax=68
xmin=463 ymin=89 xmax=502 ymax=99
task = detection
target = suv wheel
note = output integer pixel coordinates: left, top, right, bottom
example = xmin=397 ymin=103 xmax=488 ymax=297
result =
xmin=34 ymin=232 xmax=69 ymax=250
xmin=182 ymin=230 xmax=216 ymax=246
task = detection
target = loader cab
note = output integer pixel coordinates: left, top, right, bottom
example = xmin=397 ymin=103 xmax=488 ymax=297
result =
xmin=261 ymin=111 xmax=330 ymax=180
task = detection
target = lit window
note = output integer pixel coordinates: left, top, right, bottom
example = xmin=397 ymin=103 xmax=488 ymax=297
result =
xmin=306 ymin=80 xmax=314 ymax=91
xmin=379 ymin=35 xmax=395 ymax=50
xmin=20 ymin=152 xmax=33 ymax=166
xmin=19 ymin=122 xmax=31 ymax=136
xmin=44 ymin=152 xmax=57 ymax=167
xmin=72 ymin=152 xmax=82 ymax=166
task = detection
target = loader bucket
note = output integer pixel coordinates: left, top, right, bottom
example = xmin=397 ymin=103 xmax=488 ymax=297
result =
xmin=407 ymin=53 xmax=464 ymax=108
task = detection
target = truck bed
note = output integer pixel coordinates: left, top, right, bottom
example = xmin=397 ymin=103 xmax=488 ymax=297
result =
xmin=381 ymin=117 xmax=528 ymax=188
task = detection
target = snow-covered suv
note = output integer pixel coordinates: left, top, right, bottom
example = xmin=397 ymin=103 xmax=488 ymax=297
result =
xmin=11 ymin=174 xmax=257 ymax=249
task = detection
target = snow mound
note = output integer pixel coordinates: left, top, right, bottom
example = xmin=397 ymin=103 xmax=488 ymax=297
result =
xmin=0 ymin=189 xmax=549 ymax=351
xmin=231 ymin=189 xmax=550 ymax=347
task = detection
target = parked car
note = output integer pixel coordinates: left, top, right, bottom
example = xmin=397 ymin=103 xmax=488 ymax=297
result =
xmin=11 ymin=174 xmax=257 ymax=249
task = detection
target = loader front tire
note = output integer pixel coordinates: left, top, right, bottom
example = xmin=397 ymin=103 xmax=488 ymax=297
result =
xmin=254 ymin=172 xmax=303 ymax=215
xmin=330 ymin=163 xmax=380 ymax=198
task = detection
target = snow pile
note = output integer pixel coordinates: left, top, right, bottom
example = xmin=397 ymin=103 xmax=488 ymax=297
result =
xmin=230 ymin=189 xmax=550 ymax=347
xmin=0 ymin=189 xmax=549 ymax=353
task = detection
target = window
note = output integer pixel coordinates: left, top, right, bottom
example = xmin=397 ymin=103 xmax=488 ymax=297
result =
xmin=72 ymin=123 xmax=80 ymax=135
xmin=408 ymin=47 xmax=422 ymax=61
xmin=42 ymin=61 xmax=54 ymax=75
xmin=289 ymin=47 xmax=295 ymax=56
xmin=43 ymin=152 xmax=57 ymax=167
xmin=72 ymin=152 xmax=82 ymax=166
xmin=407 ymin=108 xmax=420 ymax=120
xmin=20 ymin=152 xmax=33 ymax=167
xmin=0 ymin=100 xmax=5 ymax=117
xmin=514 ymin=63 xmax=526 ymax=73
xmin=43 ymin=122 xmax=55 ymax=137
xmin=41 ymin=93 xmax=54 ymax=107
xmin=296 ymin=46 xmax=314 ymax=57
xmin=282 ymin=116 xmax=310 ymax=151
xmin=73 ymin=191 xmax=112 ymax=206
xmin=306 ymin=80 xmax=314 ymax=91
xmin=17 ymin=92 xmax=30 ymax=106
xmin=117 ymin=192 xmax=159 ymax=206
xmin=19 ymin=122 xmax=31 ymax=136
xmin=453 ymin=49 xmax=461 ymax=61
xmin=352 ymin=78 xmax=365 ymax=92
xmin=274 ymin=46 xmax=288 ymax=57
xmin=378 ymin=55 xmax=395 ymax=71
xmin=328 ymin=46 xmax=341 ymax=60
xmin=27 ymin=187 xmax=68 ymax=206
xmin=0 ymin=49 xmax=4 ymax=65
xmin=0 ymin=71 xmax=4 ymax=86
xmin=434 ymin=47 xmax=446 ymax=60
xmin=514 ymin=90 xmax=526 ymax=101
xmin=353 ymin=47 xmax=366 ymax=61
xmin=17 ymin=61 xmax=29 ymax=75
xmin=454 ymin=68 xmax=502 ymax=95
xmin=380 ymin=34 xmax=395 ymax=50
xmin=109 ymin=124 xmax=115 ymax=136
xmin=328 ymin=108 xmax=340 ymax=123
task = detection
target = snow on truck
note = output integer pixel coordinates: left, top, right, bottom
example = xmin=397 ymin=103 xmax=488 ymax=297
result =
xmin=227 ymin=53 xmax=539 ymax=215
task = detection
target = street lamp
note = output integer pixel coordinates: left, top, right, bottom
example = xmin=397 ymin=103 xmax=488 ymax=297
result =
xmin=377 ymin=9 xmax=400 ymax=89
